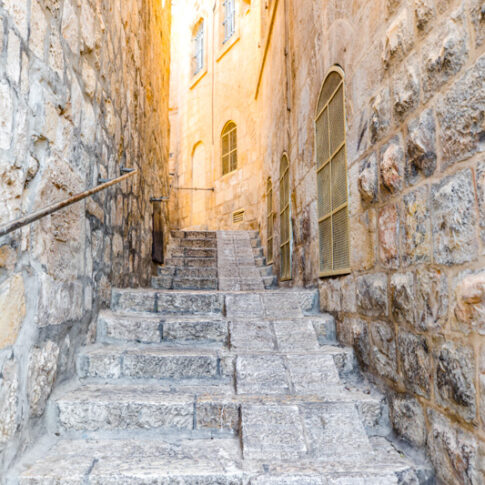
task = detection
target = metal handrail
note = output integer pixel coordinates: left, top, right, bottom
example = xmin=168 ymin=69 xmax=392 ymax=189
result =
xmin=0 ymin=168 xmax=138 ymax=238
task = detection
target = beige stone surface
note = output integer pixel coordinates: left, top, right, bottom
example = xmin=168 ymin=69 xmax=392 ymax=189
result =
xmin=0 ymin=274 xmax=26 ymax=349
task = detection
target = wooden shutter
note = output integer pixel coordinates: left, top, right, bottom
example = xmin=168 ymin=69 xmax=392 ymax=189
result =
xmin=315 ymin=68 xmax=350 ymax=277
xmin=266 ymin=178 xmax=274 ymax=264
xmin=221 ymin=122 xmax=237 ymax=175
xmin=280 ymin=154 xmax=291 ymax=280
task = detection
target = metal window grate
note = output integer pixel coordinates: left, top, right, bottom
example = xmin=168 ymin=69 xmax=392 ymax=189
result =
xmin=266 ymin=178 xmax=274 ymax=264
xmin=279 ymin=154 xmax=291 ymax=281
xmin=221 ymin=122 xmax=237 ymax=175
xmin=232 ymin=209 xmax=244 ymax=224
xmin=315 ymin=67 xmax=350 ymax=277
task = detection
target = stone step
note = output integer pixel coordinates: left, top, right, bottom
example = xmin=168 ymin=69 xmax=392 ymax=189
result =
xmin=254 ymin=256 xmax=265 ymax=267
xmin=77 ymin=345 xmax=224 ymax=380
xmin=259 ymin=265 xmax=274 ymax=277
xmin=171 ymin=230 xmax=217 ymax=240
xmin=165 ymin=257 xmax=217 ymax=268
xmin=112 ymin=289 xmax=224 ymax=314
xmin=262 ymin=275 xmax=276 ymax=288
xmin=252 ymin=246 xmax=264 ymax=258
xmin=152 ymin=275 xmax=173 ymax=289
xmin=169 ymin=247 xmax=217 ymax=258
xmin=173 ymin=277 xmax=218 ymax=290
xmin=15 ymin=437 xmax=243 ymax=484
xmin=177 ymin=238 xmax=217 ymax=249
xmin=97 ymin=311 xmax=228 ymax=345
xmin=157 ymin=266 xmax=218 ymax=279
xmin=52 ymin=384 xmax=239 ymax=435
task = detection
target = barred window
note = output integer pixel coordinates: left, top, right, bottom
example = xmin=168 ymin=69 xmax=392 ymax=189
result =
xmin=193 ymin=21 xmax=204 ymax=76
xmin=315 ymin=67 xmax=350 ymax=277
xmin=279 ymin=154 xmax=291 ymax=281
xmin=221 ymin=122 xmax=237 ymax=175
xmin=266 ymin=178 xmax=274 ymax=264
xmin=223 ymin=0 xmax=236 ymax=42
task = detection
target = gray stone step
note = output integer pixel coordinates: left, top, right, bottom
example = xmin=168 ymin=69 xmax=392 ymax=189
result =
xmin=97 ymin=311 xmax=228 ymax=345
xmin=112 ymin=289 xmax=224 ymax=314
xmin=177 ymin=238 xmax=217 ymax=249
xmin=254 ymin=256 xmax=265 ymax=267
xmin=262 ymin=275 xmax=276 ymax=288
xmin=252 ymin=246 xmax=264 ymax=258
xmin=173 ymin=277 xmax=218 ymax=290
xmin=169 ymin=247 xmax=217 ymax=258
xmin=52 ymin=384 xmax=239 ymax=435
xmin=165 ymin=256 xmax=217 ymax=268
xmin=77 ymin=345 xmax=223 ymax=380
xmin=152 ymin=275 xmax=173 ymax=289
xmin=259 ymin=265 xmax=274 ymax=277
xmin=158 ymin=266 xmax=218 ymax=279
xmin=14 ymin=437 xmax=243 ymax=484
xmin=171 ymin=230 xmax=217 ymax=239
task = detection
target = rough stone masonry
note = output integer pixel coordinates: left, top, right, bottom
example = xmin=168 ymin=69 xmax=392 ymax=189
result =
xmin=0 ymin=0 xmax=171 ymax=477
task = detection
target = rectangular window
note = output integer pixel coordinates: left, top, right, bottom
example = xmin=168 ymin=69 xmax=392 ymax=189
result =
xmin=223 ymin=0 xmax=236 ymax=42
xmin=193 ymin=22 xmax=204 ymax=76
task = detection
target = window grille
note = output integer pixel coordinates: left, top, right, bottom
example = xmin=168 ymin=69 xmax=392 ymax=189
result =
xmin=221 ymin=122 xmax=237 ymax=175
xmin=223 ymin=0 xmax=236 ymax=42
xmin=193 ymin=21 xmax=204 ymax=76
xmin=266 ymin=177 xmax=274 ymax=264
xmin=315 ymin=67 xmax=350 ymax=277
xmin=279 ymin=154 xmax=291 ymax=281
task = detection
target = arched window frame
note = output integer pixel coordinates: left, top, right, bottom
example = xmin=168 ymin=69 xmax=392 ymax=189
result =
xmin=221 ymin=121 xmax=237 ymax=175
xmin=279 ymin=153 xmax=291 ymax=281
xmin=314 ymin=66 xmax=350 ymax=277
xmin=266 ymin=177 xmax=274 ymax=264
xmin=192 ymin=19 xmax=205 ymax=77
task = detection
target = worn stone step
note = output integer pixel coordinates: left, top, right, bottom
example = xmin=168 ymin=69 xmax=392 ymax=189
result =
xmin=97 ymin=311 xmax=228 ymax=345
xmin=169 ymin=247 xmax=217 ymax=258
xmin=177 ymin=238 xmax=217 ymax=249
xmin=112 ymin=289 xmax=224 ymax=314
xmin=152 ymin=275 xmax=173 ymax=289
xmin=259 ymin=265 xmax=274 ymax=277
xmin=252 ymin=247 xmax=264 ymax=258
xmin=262 ymin=275 xmax=276 ymax=288
xmin=158 ymin=266 xmax=218 ymax=279
xmin=52 ymin=384 xmax=239 ymax=435
xmin=77 ymin=345 xmax=223 ymax=380
xmin=15 ymin=437 xmax=243 ymax=484
xmin=173 ymin=277 xmax=218 ymax=290
xmin=171 ymin=230 xmax=217 ymax=240
xmin=165 ymin=257 xmax=217 ymax=268
xmin=253 ymin=256 xmax=265 ymax=267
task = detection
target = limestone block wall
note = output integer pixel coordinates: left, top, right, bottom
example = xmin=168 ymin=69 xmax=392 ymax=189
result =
xmin=257 ymin=0 xmax=485 ymax=482
xmin=0 ymin=0 xmax=170 ymax=475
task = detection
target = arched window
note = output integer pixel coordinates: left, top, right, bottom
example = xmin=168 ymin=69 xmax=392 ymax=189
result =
xmin=223 ymin=0 xmax=236 ymax=42
xmin=266 ymin=177 xmax=274 ymax=264
xmin=192 ymin=20 xmax=204 ymax=76
xmin=279 ymin=154 xmax=291 ymax=281
xmin=221 ymin=122 xmax=237 ymax=175
xmin=315 ymin=67 xmax=350 ymax=276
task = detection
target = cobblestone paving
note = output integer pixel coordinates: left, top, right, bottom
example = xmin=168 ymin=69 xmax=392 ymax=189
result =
xmin=8 ymin=231 xmax=434 ymax=484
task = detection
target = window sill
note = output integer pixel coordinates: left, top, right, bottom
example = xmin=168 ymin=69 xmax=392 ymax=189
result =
xmin=190 ymin=68 xmax=208 ymax=89
xmin=318 ymin=268 xmax=351 ymax=278
xmin=216 ymin=32 xmax=240 ymax=62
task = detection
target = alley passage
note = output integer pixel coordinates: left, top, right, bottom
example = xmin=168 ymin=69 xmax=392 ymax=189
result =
xmin=11 ymin=231 xmax=432 ymax=483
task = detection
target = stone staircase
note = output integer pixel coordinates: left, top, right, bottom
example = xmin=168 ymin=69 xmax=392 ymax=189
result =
xmin=7 ymin=230 xmax=433 ymax=484
xmin=152 ymin=230 xmax=276 ymax=290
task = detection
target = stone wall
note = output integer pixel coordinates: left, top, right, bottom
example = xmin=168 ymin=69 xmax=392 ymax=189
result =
xmin=0 ymin=0 xmax=170 ymax=475
xmin=257 ymin=0 xmax=485 ymax=482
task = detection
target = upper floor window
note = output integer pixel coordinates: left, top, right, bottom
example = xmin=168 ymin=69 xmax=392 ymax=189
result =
xmin=223 ymin=0 xmax=236 ymax=42
xmin=192 ymin=20 xmax=204 ymax=76
xmin=221 ymin=122 xmax=237 ymax=175
xmin=315 ymin=67 xmax=350 ymax=277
